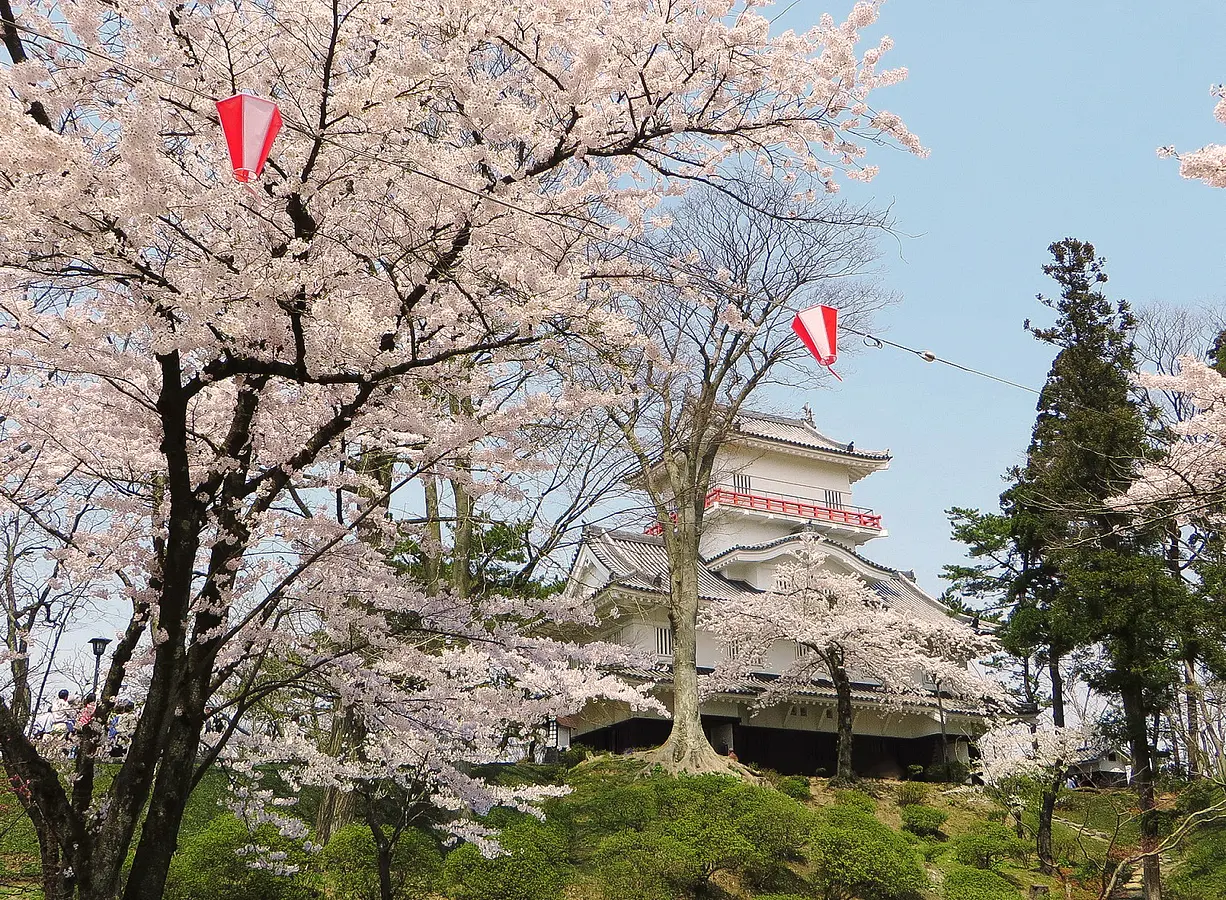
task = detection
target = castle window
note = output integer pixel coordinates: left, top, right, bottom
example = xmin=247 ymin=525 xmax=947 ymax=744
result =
xmin=796 ymin=642 xmax=814 ymax=659
xmin=656 ymin=627 xmax=673 ymax=657
xmin=824 ymin=489 xmax=844 ymax=509
xmin=726 ymin=641 xmax=741 ymax=660
xmin=732 ymin=472 xmax=752 ymax=493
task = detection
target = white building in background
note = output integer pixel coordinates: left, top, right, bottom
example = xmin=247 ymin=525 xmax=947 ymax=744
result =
xmin=561 ymin=409 xmax=990 ymax=777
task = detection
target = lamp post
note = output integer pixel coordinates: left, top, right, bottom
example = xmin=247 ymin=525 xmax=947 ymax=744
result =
xmin=89 ymin=637 xmax=111 ymax=697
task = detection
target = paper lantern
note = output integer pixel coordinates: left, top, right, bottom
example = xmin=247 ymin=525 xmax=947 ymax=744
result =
xmin=792 ymin=304 xmax=838 ymax=367
xmin=215 ymin=93 xmax=282 ymax=183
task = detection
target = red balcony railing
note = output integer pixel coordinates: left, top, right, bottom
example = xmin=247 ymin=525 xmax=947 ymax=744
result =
xmin=644 ymin=487 xmax=883 ymax=535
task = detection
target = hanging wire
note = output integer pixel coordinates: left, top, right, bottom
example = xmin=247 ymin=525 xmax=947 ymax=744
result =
xmin=841 ymin=326 xmax=1042 ymax=396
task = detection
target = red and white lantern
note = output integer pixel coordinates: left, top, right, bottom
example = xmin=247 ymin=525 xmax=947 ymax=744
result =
xmin=792 ymin=304 xmax=839 ymax=368
xmin=215 ymin=93 xmax=282 ymax=183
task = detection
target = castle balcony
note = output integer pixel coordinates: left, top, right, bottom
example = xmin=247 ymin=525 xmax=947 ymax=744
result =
xmin=644 ymin=485 xmax=883 ymax=536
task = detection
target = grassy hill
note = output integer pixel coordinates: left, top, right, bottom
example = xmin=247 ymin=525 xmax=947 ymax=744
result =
xmin=0 ymin=756 xmax=1221 ymax=899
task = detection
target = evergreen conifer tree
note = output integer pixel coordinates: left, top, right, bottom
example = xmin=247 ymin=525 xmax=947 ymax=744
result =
xmin=949 ymin=240 xmax=1183 ymax=896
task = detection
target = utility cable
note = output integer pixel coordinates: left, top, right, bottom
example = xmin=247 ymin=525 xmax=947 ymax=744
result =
xmin=841 ymin=326 xmax=1042 ymax=396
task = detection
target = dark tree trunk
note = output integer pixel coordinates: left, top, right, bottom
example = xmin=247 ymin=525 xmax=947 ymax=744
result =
xmin=829 ymin=660 xmax=855 ymax=783
xmin=423 ymin=476 xmax=442 ymax=594
xmin=1037 ymin=778 xmax=1059 ymax=874
xmin=316 ymin=709 xmax=359 ymax=843
xmin=450 ymin=474 xmax=473 ymax=599
xmin=1184 ymin=658 xmax=1201 ymax=779
xmin=376 ymin=839 xmax=395 ymax=900
xmin=1049 ymin=653 xmax=1065 ymax=728
xmin=1122 ymin=683 xmax=1162 ymax=900
xmin=122 ymin=710 xmax=205 ymax=900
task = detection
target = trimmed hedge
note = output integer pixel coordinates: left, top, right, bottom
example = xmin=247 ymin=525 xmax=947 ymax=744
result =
xmin=951 ymin=822 xmax=1029 ymax=870
xmin=318 ymin=824 xmax=441 ymax=900
xmin=900 ymin=804 xmax=947 ymax=838
xmin=894 ymin=782 xmax=928 ymax=807
xmin=807 ymin=804 xmax=926 ymax=900
xmin=776 ymin=776 xmax=812 ymax=802
xmin=943 ymin=864 xmax=1021 ymax=900
xmin=164 ymin=814 xmax=318 ymax=900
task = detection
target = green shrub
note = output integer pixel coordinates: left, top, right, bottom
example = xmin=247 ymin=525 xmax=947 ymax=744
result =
xmin=777 ymin=776 xmax=812 ymax=802
xmin=557 ymin=746 xmax=589 ymax=768
xmin=751 ymin=895 xmax=810 ymax=900
xmin=951 ymin=822 xmax=1029 ymax=870
xmin=593 ymin=830 xmax=706 ymax=900
xmin=1177 ymin=780 xmax=1226 ymax=816
xmin=926 ymin=761 xmax=970 ymax=784
xmin=443 ymin=817 xmax=569 ymax=900
xmin=1167 ymin=826 xmax=1226 ymax=900
xmin=807 ymin=805 xmax=925 ymax=900
xmin=906 ymin=764 xmax=925 ymax=780
xmin=943 ymin=864 xmax=1021 ymax=900
xmin=895 ymin=782 xmax=929 ymax=807
xmin=318 ymin=824 xmax=441 ymax=900
xmin=573 ymin=774 xmax=815 ymax=898
xmin=832 ymin=789 xmax=876 ymax=813
xmin=900 ymin=804 xmax=947 ymax=838
xmin=164 ymin=814 xmax=319 ymax=900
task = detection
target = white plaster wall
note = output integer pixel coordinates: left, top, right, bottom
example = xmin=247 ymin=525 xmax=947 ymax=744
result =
xmin=713 ymin=446 xmax=856 ymax=501
xmin=700 ymin=516 xmax=794 ymax=560
xmin=620 ymin=622 xmax=659 ymax=657
xmin=698 ymin=446 xmax=884 ymax=557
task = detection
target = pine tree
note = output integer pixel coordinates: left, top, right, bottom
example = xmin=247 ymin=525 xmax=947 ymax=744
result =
xmin=948 ymin=240 xmax=1184 ymax=895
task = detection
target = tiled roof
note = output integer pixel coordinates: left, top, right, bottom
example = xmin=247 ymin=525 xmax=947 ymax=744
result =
xmin=614 ymin=665 xmax=985 ymax=716
xmin=733 ymin=411 xmax=889 ymax=461
xmin=587 ymin=529 xmax=757 ymax=603
xmin=584 ymin=528 xmax=957 ymax=628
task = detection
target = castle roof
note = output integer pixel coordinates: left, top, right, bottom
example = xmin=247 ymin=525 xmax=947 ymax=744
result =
xmin=578 ymin=527 xmax=957 ymax=628
xmin=732 ymin=410 xmax=890 ymax=462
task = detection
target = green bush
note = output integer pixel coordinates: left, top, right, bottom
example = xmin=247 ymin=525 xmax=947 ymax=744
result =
xmin=1177 ymin=780 xmax=1226 ymax=816
xmin=443 ymin=816 xmax=569 ymax=900
xmin=164 ymin=814 xmax=319 ymax=900
xmin=832 ymin=789 xmax=876 ymax=813
xmin=895 ymin=782 xmax=929 ymax=807
xmin=1167 ymin=826 xmax=1226 ymax=900
xmin=942 ymin=864 xmax=1020 ymax=900
xmin=556 ymin=772 xmax=816 ymax=899
xmin=318 ymin=824 xmax=441 ymax=900
xmin=926 ymin=761 xmax=970 ymax=784
xmin=777 ymin=776 xmax=812 ymax=802
xmin=951 ymin=823 xmax=1029 ymax=870
xmin=900 ymin=804 xmax=947 ymax=838
xmin=807 ymin=805 xmax=925 ymax=900
xmin=557 ymin=746 xmax=589 ymax=768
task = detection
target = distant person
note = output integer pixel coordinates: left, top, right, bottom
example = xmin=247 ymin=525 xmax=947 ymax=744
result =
xmin=76 ymin=692 xmax=97 ymax=732
xmin=51 ymin=690 xmax=73 ymax=734
xmin=31 ymin=706 xmax=56 ymax=738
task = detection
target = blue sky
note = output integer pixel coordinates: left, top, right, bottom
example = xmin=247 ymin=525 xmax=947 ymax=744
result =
xmin=764 ymin=2 xmax=1226 ymax=594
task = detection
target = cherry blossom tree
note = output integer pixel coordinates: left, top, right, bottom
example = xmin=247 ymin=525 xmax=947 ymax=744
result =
xmin=583 ymin=176 xmax=905 ymax=775
xmin=0 ymin=0 xmax=930 ymax=895
xmin=702 ymin=533 xmax=1000 ymax=783
xmin=1159 ymin=86 xmax=1226 ymax=186
xmin=976 ymin=720 xmax=1101 ymax=871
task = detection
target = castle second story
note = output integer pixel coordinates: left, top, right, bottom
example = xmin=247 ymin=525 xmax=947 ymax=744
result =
xmin=643 ymin=410 xmax=892 ymax=558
